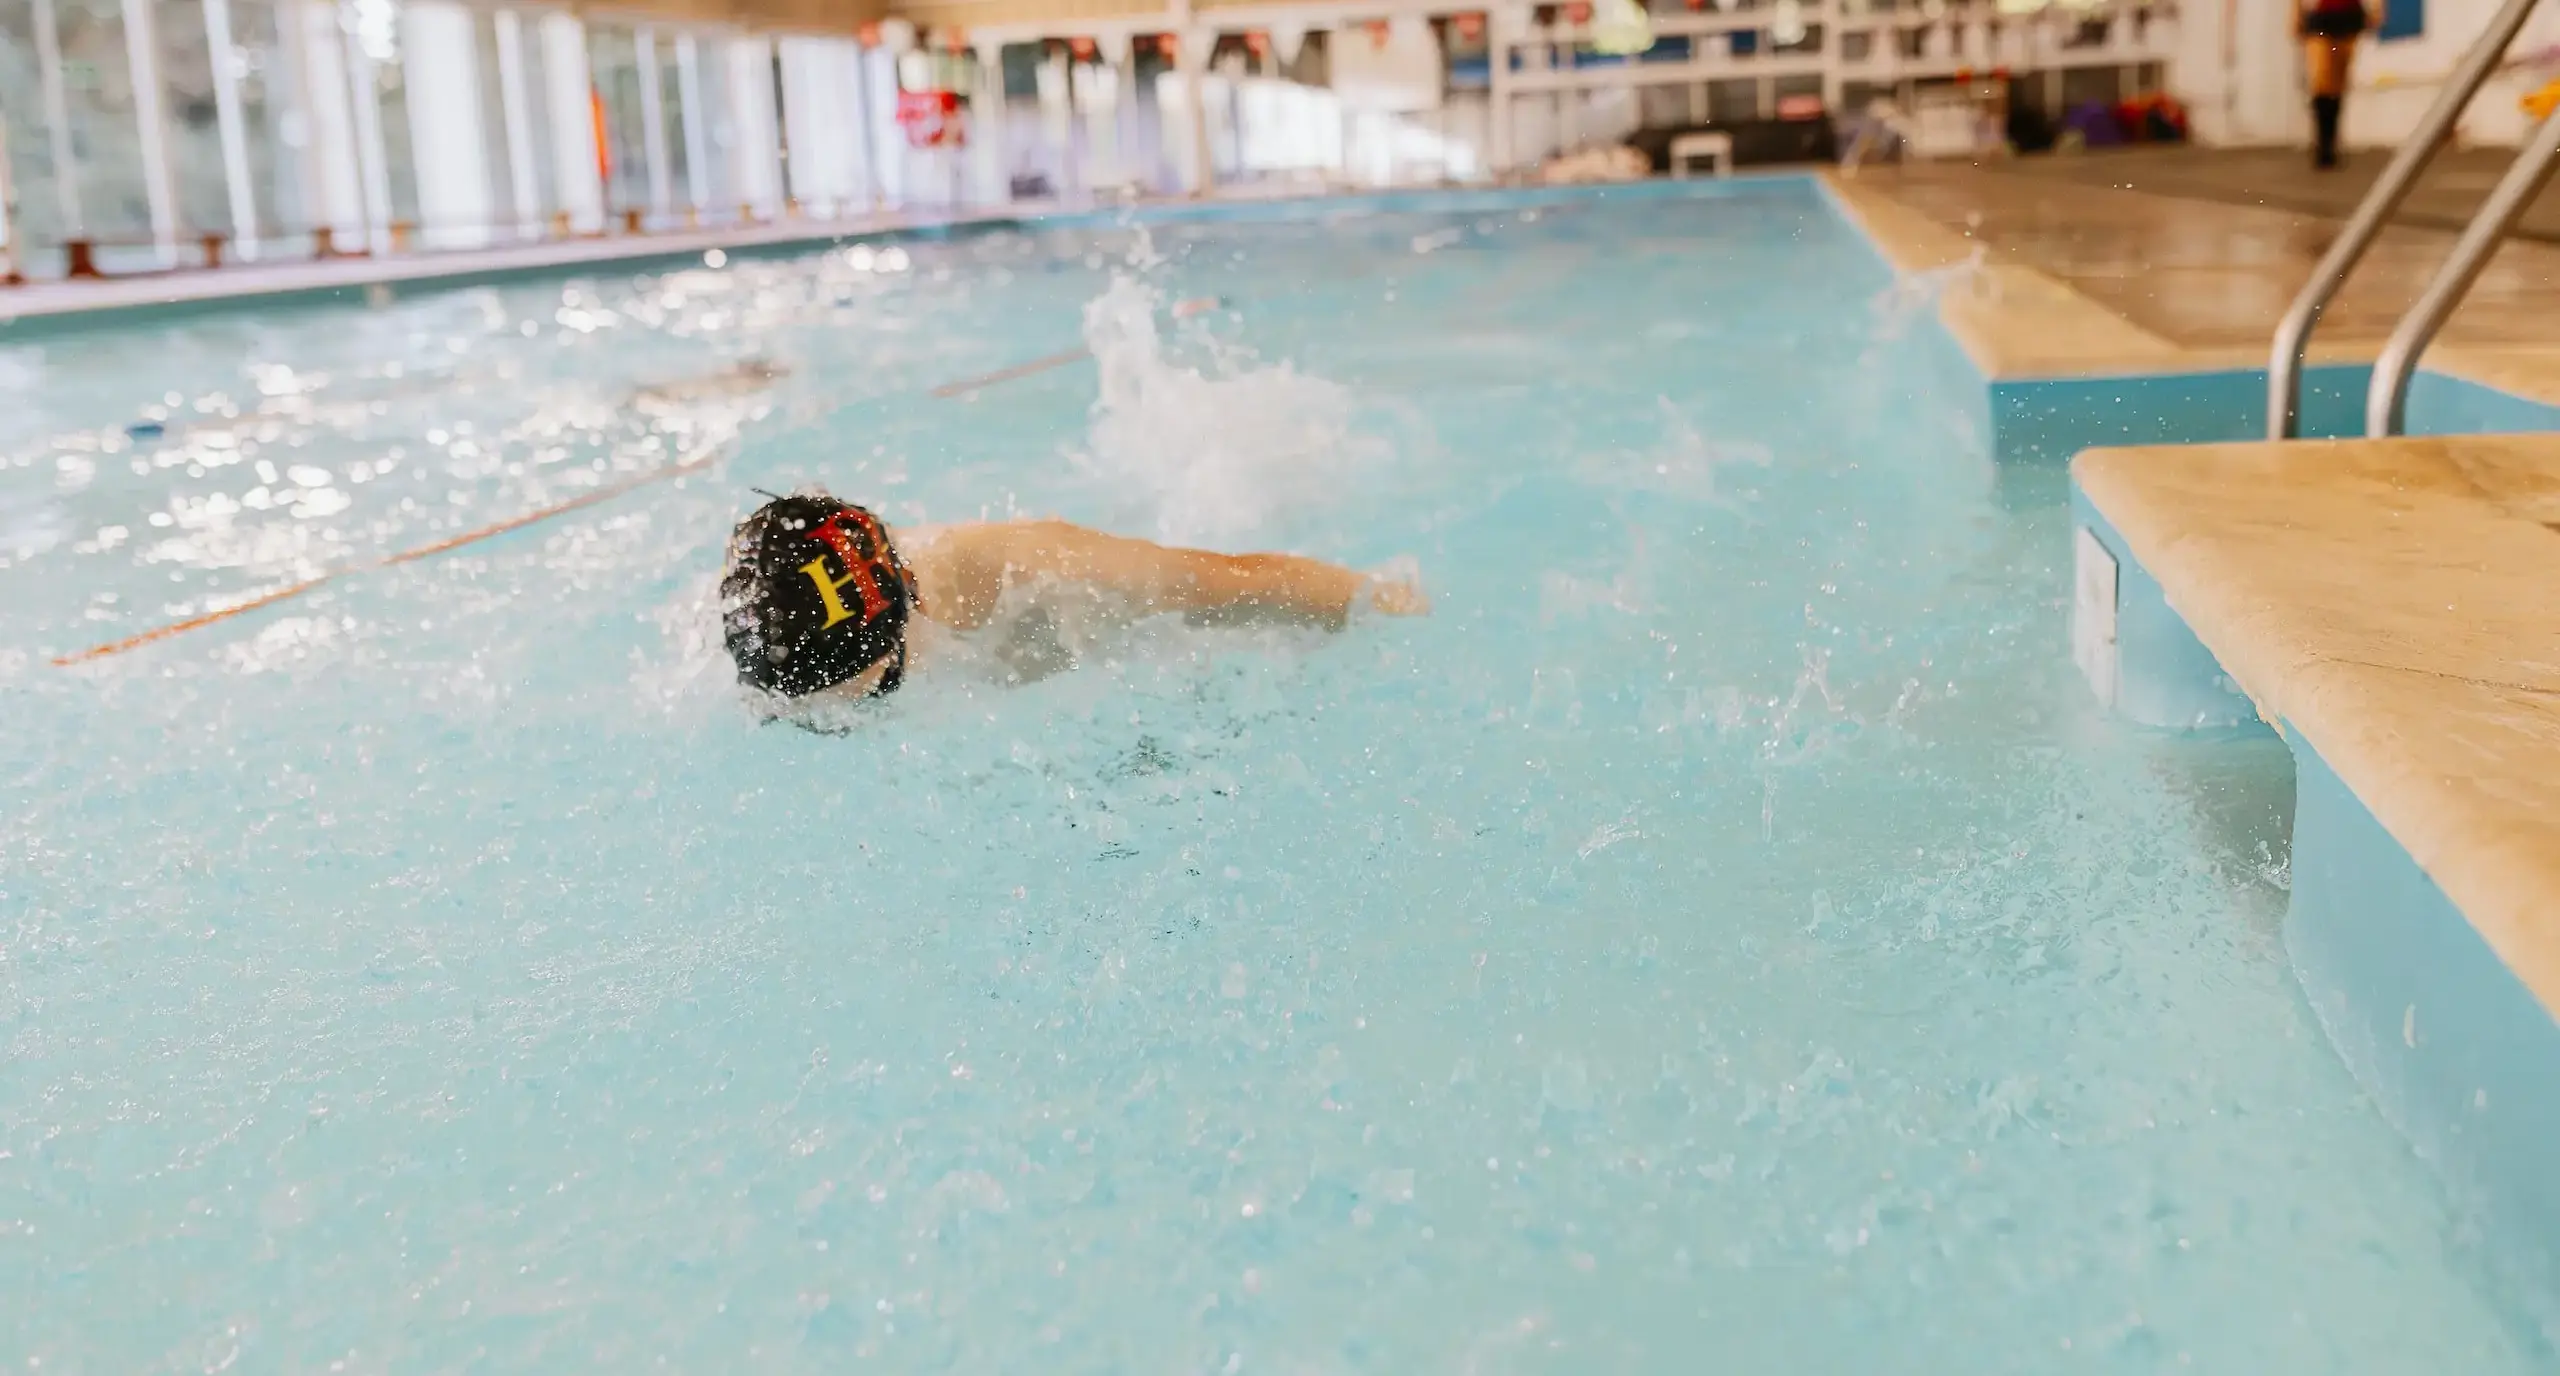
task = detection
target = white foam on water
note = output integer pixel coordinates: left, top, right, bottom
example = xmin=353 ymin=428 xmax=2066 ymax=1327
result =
xmin=1073 ymin=275 xmax=1387 ymax=547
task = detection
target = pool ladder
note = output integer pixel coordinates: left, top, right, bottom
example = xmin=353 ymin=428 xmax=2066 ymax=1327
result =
xmin=2268 ymin=0 xmax=2560 ymax=439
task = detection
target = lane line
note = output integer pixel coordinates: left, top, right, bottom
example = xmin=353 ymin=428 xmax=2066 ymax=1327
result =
xmin=928 ymin=348 xmax=1090 ymax=399
xmin=52 ymin=294 xmax=1229 ymax=666
xmin=53 ymin=447 xmax=726 ymax=666
xmin=927 ymin=295 xmax=1223 ymax=400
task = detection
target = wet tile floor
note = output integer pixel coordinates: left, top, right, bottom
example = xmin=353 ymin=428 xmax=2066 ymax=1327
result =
xmin=1861 ymin=157 xmax=2560 ymax=351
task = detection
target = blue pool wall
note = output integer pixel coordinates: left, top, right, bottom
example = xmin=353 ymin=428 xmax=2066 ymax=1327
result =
xmin=1995 ymin=366 xmax=2365 ymax=458
xmin=1986 ymin=365 xmax=2560 ymax=463
xmin=2288 ymin=737 xmax=2560 ymax=1313
xmin=2068 ymin=465 xmax=2560 ymax=1322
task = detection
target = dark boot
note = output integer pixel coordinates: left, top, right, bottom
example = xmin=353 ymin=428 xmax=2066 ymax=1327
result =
xmin=2312 ymin=95 xmax=2342 ymax=168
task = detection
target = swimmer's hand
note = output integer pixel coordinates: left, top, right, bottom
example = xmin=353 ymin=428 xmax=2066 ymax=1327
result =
xmin=1356 ymin=571 xmax=1431 ymax=617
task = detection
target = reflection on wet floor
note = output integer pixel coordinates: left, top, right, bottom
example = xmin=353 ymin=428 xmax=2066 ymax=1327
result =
xmin=1971 ymin=144 xmax=2560 ymax=244
xmin=1862 ymin=160 xmax=2560 ymax=351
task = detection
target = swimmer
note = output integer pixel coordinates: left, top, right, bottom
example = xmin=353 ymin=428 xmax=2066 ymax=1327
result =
xmin=720 ymin=490 xmax=1428 ymax=708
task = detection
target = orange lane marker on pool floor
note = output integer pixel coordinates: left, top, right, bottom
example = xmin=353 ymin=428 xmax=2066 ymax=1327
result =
xmin=929 ymin=296 xmax=1224 ymax=400
xmin=52 ymin=446 xmax=729 ymax=667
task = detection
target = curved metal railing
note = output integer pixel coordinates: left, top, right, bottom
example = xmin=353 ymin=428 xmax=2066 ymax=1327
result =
xmin=2266 ymin=0 xmax=2547 ymax=440
xmin=2367 ymin=87 xmax=2560 ymax=435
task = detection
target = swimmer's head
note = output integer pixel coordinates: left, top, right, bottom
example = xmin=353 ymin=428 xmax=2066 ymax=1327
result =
xmin=720 ymin=491 xmax=917 ymax=699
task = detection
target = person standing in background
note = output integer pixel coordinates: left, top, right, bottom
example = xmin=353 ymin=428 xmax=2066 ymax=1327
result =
xmin=2301 ymin=0 xmax=2379 ymax=169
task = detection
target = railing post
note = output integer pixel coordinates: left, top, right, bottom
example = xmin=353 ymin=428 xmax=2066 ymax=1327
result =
xmin=2266 ymin=0 xmax=2543 ymax=440
xmin=2367 ymin=104 xmax=2560 ymax=436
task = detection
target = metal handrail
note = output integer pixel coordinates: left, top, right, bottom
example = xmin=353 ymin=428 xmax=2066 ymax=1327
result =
xmin=2368 ymin=106 xmax=2560 ymax=435
xmin=2266 ymin=0 xmax=2546 ymax=440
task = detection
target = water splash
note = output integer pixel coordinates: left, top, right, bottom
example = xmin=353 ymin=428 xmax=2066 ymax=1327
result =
xmin=1075 ymin=275 xmax=1384 ymax=546
xmin=1574 ymin=396 xmax=1772 ymax=510
xmin=1758 ymin=645 xmax=1863 ymax=840
xmin=1870 ymin=246 xmax=1989 ymax=342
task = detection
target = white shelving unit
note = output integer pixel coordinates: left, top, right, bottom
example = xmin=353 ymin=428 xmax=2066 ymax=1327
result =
xmin=1487 ymin=0 xmax=2179 ymax=168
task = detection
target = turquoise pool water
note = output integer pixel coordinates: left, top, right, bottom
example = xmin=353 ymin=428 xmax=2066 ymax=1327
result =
xmin=2 ymin=182 xmax=2548 ymax=1370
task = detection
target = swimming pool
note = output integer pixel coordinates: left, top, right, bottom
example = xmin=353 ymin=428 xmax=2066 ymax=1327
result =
xmin=3 ymin=180 xmax=2548 ymax=1369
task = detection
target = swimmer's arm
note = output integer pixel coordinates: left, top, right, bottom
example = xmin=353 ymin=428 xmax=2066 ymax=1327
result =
xmin=950 ymin=521 xmax=1421 ymax=629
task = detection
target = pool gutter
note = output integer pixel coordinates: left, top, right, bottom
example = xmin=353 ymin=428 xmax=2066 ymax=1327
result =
xmin=0 ymin=174 xmax=1806 ymax=342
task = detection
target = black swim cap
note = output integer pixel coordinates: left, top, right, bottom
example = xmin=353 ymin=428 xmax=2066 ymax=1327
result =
xmin=721 ymin=492 xmax=918 ymax=698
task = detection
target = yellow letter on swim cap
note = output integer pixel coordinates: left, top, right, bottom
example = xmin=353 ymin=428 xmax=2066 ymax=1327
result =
xmin=800 ymin=555 xmax=884 ymax=629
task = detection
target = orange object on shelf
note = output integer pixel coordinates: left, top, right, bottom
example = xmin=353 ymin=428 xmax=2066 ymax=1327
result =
xmin=896 ymin=88 xmax=963 ymax=148
xmin=2526 ymin=77 xmax=2560 ymax=120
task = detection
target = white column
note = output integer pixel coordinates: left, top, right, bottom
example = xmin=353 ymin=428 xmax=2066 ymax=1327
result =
xmin=541 ymin=13 xmax=604 ymax=232
xmin=724 ymin=36 xmax=783 ymax=217
xmin=863 ymin=42 xmax=903 ymax=206
xmin=779 ymin=38 xmax=831 ymax=214
xmin=295 ymin=0 xmax=366 ymax=246
xmin=31 ymin=0 xmax=83 ymax=236
xmin=972 ymin=37 xmax=1008 ymax=205
xmin=849 ymin=42 xmax=880 ymax=211
xmin=344 ymin=23 xmax=395 ymax=252
xmin=1488 ymin=7 xmax=1515 ymax=175
xmin=675 ymin=33 xmax=710 ymax=213
xmin=493 ymin=11 xmax=539 ymax=237
xmin=636 ymin=28 xmax=671 ymax=219
xmin=2225 ymin=0 xmax=2306 ymax=147
xmin=1210 ymin=50 xmax=1243 ymax=180
xmin=202 ymin=0 xmax=259 ymax=251
xmin=0 ymin=119 xmax=16 ymax=268
xmin=400 ymin=0 xmax=491 ymax=248
xmin=1183 ymin=30 xmax=1214 ymax=197
xmin=1078 ymin=39 xmax=1126 ymax=193
xmin=1035 ymin=46 xmax=1072 ymax=199
xmin=120 ymin=0 xmax=179 ymax=260
xmin=0 ymin=116 xmax=15 ymax=261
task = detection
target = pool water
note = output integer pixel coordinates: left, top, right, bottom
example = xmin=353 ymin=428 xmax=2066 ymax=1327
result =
xmin=2 ymin=181 xmax=2548 ymax=1370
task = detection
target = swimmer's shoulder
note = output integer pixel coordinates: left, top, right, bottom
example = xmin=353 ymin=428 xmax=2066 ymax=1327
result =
xmin=897 ymin=518 xmax=1080 ymax=559
xmin=898 ymin=520 xmax=1085 ymax=630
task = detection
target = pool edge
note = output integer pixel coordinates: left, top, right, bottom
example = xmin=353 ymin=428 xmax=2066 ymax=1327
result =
xmin=0 ymin=174 xmax=1821 ymax=342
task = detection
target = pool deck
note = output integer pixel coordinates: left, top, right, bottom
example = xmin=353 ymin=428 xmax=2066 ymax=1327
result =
xmin=0 ymin=204 xmax=1038 ymax=331
xmin=1825 ymin=155 xmax=2560 ymax=405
